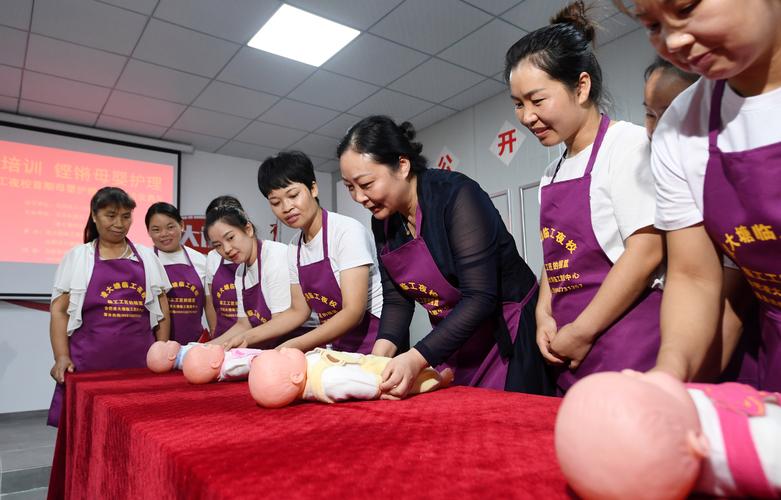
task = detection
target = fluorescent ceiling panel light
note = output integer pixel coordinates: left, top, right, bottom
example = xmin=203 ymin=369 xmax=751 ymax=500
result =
xmin=248 ymin=4 xmax=360 ymax=67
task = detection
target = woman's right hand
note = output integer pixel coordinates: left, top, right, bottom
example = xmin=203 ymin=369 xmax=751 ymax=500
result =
xmin=220 ymin=334 xmax=248 ymax=351
xmin=536 ymin=313 xmax=565 ymax=364
xmin=50 ymin=356 xmax=75 ymax=383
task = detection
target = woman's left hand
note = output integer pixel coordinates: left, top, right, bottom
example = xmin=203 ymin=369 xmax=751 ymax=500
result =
xmin=379 ymin=348 xmax=429 ymax=400
xmin=549 ymin=322 xmax=595 ymax=370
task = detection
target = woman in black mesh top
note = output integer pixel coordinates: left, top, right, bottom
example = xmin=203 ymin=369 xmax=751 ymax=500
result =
xmin=338 ymin=115 xmax=553 ymax=398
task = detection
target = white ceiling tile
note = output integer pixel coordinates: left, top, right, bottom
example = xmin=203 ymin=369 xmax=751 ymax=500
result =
xmin=97 ymin=0 xmax=158 ymax=15
xmin=115 ymin=59 xmax=210 ymax=104
xmin=286 ymin=0 xmax=403 ymax=30
xmin=0 ymin=0 xmax=33 ymax=29
xmin=315 ymin=113 xmax=360 ymax=139
xmin=0 ymin=65 xmax=22 ymax=97
xmin=316 ymin=159 xmax=340 ymax=173
xmin=323 ymin=34 xmax=428 ymax=87
xmin=349 ymin=89 xmax=430 ymax=121
xmin=172 ymin=107 xmax=251 ymax=138
xmin=289 ymin=71 xmax=379 ymax=112
xmin=103 ymin=90 xmax=186 ymax=126
xmin=133 ymin=19 xmax=240 ymax=77
xmin=504 ymin=0 xmax=617 ymax=32
xmin=462 ymin=0 xmax=521 ymax=15
xmin=21 ymin=71 xmax=110 ymax=112
xmin=442 ymin=78 xmax=506 ymax=110
xmin=410 ymin=105 xmax=457 ymax=130
xmin=217 ymin=140 xmax=278 ymax=161
xmin=218 ymin=46 xmax=315 ymax=95
xmin=96 ymin=115 xmax=168 ymax=138
xmin=19 ymin=99 xmax=97 ymax=126
xmin=0 ymin=26 xmax=27 ymax=67
xmin=369 ymin=0 xmax=491 ymax=54
xmin=290 ymin=134 xmax=338 ymax=160
xmin=235 ymin=121 xmax=307 ymax=149
xmin=439 ymin=19 xmax=526 ymax=76
xmin=154 ymin=0 xmax=280 ymax=43
xmin=193 ymin=81 xmax=279 ymax=119
xmin=598 ymin=13 xmax=641 ymax=45
xmin=163 ymin=129 xmax=228 ymax=153
xmin=259 ymin=99 xmax=339 ymax=132
xmin=389 ymin=59 xmax=483 ymax=103
xmin=26 ymin=34 xmax=127 ymax=87
xmin=0 ymin=95 xmax=18 ymax=112
xmin=31 ymin=0 xmax=147 ymax=54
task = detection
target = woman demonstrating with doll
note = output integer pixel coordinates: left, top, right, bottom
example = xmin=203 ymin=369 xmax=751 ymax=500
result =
xmin=219 ymin=151 xmax=383 ymax=354
xmin=505 ymin=1 xmax=663 ymax=393
xmin=624 ymin=0 xmax=781 ymax=390
xmin=145 ymin=202 xmax=211 ymax=344
xmin=204 ymin=203 xmax=293 ymax=348
xmin=338 ymin=116 xmax=552 ymax=398
xmin=47 ymin=187 xmax=171 ymax=426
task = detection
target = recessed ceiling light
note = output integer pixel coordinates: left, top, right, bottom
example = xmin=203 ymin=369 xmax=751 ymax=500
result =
xmin=247 ymin=4 xmax=360 ymax=67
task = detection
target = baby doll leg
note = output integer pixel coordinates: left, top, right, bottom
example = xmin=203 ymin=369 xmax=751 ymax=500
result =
xmin=409 ymin=367 xmax=454 ymax=394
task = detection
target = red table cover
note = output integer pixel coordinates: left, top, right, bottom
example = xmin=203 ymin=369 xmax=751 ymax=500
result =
xmin=48 ymin=369 xmax=569 ymax=499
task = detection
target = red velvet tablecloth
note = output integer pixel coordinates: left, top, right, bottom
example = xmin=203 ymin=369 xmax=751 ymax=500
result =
xmin=48 ymin=369 xmax=569 ymax=499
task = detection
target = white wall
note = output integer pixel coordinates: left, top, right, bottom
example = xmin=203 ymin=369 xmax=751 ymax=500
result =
xmin=1 ymin=148 xmax=333 ymax=413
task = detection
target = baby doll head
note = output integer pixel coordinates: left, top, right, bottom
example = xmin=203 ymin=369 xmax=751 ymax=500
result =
xmin=182 ymin=344 xmax=225 ymax=384
xmin=554 ymin=370 xmax=708 ymax=500
xmin=248 ymin=348 xmax=307 ymax=408
xmin=146 ymin=340 xmax=182 ymax=373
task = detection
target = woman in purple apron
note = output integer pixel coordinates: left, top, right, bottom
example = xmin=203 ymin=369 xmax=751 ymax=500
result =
xmin=48 ymin=187 xmax=171 ymax=427
xmin=628 ymin=0 xmax=781 ymax=391
xmin=504 ymin=4 xmax=663 ymax=393
xmin=204 ymin=196 xmax=243 ymax=338
xmin=338 ymin=116 xmax=553 ymax=397
xmin=204 ymin=204 xmax=296 ymax=349
xmin=243 ymin=151 xmax=381 ymax=354
xmin=146 ymin=202 xmax=206 ymax=345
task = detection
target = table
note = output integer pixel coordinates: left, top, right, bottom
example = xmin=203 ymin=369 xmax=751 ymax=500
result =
xmin=48 ymin=369 xmax=569 ymax=499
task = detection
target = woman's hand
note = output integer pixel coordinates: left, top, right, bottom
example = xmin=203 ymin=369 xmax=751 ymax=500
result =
xmin=378 ymin=348 xmax=428 ymax=400
xmin=50 ymin=356 xmax=75 ymax=383
xmin=536 ymin=312 xmax=565 ymax=364
xmin=549 ymin=321 xmax=596 ymax=370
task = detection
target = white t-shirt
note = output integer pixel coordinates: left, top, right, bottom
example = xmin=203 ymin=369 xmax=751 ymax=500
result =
xmin=538 ymin=121 xmax=656 ymax=264
xmin=235 ymin=240 xmax=292 ymax=316
xmin=288 ymin=211 xmax=383 ymax=318
xmin=155 ymin=246 xmax=208 ymax=292
xmin=52 ymin=240 xmax=171 ymax=335
xmin=688 ymin=388 xmax=781 ymax=496
xmin=652 ymin=78 xmax=781 ymax=231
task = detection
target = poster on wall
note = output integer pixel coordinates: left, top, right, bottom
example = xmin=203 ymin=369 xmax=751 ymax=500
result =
xmin=181 ymin=216 xmax=209 ymax=254
xmin=435 ymin=147 xmax=460 ymax=171
xmin=489 ymin=121 xmax=525 ymax=166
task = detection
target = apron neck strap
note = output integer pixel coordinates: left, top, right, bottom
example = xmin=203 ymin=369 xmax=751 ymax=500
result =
xmin=583 ymin=113 xmax=611 ymax=177
xmin=297 ymin=209 xmax=328 ymax=266
xmin=708 ymin=80 xmax=727 ymax=148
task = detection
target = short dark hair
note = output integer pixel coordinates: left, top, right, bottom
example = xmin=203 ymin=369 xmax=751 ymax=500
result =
xmin=336 ymin=115 xmax=427 ymax=175
xmin=83 ymin=186 xmax=136 ymax=243
xmin=504 ymin=0 xmax=606 ymax=109
xmin=643 ymin=56 xmax=699 ymax=84
xmin=144 ymin=201 xmax=182 ymax=229
xmin=257 ymin=151 xmax=317 ymax=199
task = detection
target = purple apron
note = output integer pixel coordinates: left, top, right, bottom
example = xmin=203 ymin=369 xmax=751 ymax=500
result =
xmin=297 ymin=209 xmax=379 ymax=354
xmin=241 ymin=239 xmax=273 ymax=328
xmin=540 ymin=114 xmax=661 ymax=394
xmin=47 ymin=239 xmax=154 ymax=427
xmin=379 ymin=205 xmax=536 ymax=389
xmin=210 ymin=255 xmax=238 ymax=338
xmin=157 ymin=247 xmax=204 ymax=344
xmin=702 ymin=80 xmax=781 ymax=391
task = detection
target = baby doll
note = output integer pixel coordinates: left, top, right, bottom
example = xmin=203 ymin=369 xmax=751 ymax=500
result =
xmin=554 ymin=370 xmax=780 ymax=500
xmin=248 ymin=347 xmax=453 ymax=408
xmin=146 ymin=340 xmax=198 ymax=373
xmin=146 ymin=341 xmax=262 ymax=384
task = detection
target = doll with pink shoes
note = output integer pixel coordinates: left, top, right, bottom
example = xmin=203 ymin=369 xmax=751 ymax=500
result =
xmin=146 ymin=340 xmax=263 ymax=384
xmin=248 ymin=347 xmax=453 ymax=408
xmin=555 ymin=370 xmax=780 ymax=499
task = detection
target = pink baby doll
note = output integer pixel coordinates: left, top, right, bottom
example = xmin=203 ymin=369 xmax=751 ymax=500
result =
xmin=146 ymin=340 xmax=196 ymax=373
xmin=554 ymin=370 xmax=780 ymax=500
xmin=182 ymin=343 xmax=264 ymax=384
xmin=248 ymin=347 xmax=453 ymax=408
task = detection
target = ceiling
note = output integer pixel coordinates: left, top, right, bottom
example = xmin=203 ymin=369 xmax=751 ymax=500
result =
xmin=0 ymin=0 xmax=640 ymax=172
